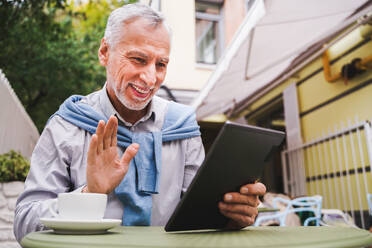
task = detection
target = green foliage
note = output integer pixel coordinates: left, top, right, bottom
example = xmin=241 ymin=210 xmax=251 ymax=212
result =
xmin=0 ymin=150 xmax=30 ymax=182
xmin=0 ymin=0 xmax=99 ymax=131
xmin=0 ymin=0 xmax=138 ymax=132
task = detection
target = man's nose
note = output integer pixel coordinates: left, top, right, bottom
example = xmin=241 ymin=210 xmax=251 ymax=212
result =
xmin=140 ymin=63 xmax=157 ymax=87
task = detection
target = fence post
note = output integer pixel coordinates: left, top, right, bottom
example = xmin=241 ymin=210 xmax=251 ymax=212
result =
xmin=281 ymin=151 xmax=289 ymax=194
xmin=364 ymin=121 xmax=372 ymax=184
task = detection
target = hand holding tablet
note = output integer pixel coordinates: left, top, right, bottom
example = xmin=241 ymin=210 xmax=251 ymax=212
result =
xmin=219 ymin=182 xmax=267 ymax=229
xmin=165 ymin=121 xmax=284 ymax=232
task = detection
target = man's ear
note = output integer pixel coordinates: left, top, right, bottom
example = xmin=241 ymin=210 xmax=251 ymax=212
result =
xmin=98 ymin=38 xmax=109 ymax=66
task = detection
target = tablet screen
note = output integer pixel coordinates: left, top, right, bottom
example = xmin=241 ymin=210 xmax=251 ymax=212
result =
xmin=165 ymin=122 xmax=285 ymax=232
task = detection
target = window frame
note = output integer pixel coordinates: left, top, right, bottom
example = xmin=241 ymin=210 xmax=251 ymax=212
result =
xmin=195 ymin=1 xmax=224 ymax=65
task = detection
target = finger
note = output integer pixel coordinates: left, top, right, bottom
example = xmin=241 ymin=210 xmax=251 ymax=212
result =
xmin=111 ymin=116 xmax=118 ymax=147
xmin=96 ymin=120 xmax=105 ymax=154
xmin=120 ymin=143 xmax=139 ymax=169
xmin=103 ymin=116 xmax=115 ymax=149
xmin=240 ymin=182 xmax=266 ymax=196
xmin=220 ymin=209 xmax=255 ymax=227
xmin=224 ymin=192 xmax=260 ymax=207
xmin=219 ymin=202 xmax=258 ymax=217
xmin=87 ymin=134 xmax=98 ymax=166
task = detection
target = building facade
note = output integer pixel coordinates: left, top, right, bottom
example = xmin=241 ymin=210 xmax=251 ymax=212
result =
xmin=146 ymin=0 xmax=249 ymax=104
xmin=193 ymin=0 xmax=372 ymax=228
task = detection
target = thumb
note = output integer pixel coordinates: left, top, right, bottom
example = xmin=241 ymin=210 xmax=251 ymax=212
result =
xmin=120 ymin=143 xmax=139 ymax=166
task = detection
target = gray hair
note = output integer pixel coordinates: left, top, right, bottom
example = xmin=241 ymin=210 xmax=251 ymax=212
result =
xmin=104 ymin=3 xmax=172 ymax=48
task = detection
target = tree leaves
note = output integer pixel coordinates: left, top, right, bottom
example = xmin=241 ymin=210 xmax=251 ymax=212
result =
xmin=0 ymin=0 xmax=120 ymax=132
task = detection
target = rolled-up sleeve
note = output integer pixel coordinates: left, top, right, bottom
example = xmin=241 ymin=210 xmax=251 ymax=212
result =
xmin=13 ymin=117 xmax=76 ymax=242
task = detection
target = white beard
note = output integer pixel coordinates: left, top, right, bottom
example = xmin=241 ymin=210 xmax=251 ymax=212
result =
xmin=112 ymin=82 xmax=153 ymax=111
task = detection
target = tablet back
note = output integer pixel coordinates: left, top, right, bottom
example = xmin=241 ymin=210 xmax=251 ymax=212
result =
xmin=165 ymin=122 xmax=285 ymax=232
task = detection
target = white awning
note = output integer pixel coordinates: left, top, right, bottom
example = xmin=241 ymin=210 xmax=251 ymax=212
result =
xmin=192 ymin=0 xmax=371 ymax=120
xmin=0 ymin=69 xmax=40 ymax=158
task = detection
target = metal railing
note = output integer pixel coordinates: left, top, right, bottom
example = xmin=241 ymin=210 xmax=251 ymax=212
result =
xmin=281 ymin=118 xmax=372 ymax=229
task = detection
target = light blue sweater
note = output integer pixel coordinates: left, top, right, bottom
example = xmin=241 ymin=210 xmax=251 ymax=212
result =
xmin=52 ymin=95 xmax=201 ymax=225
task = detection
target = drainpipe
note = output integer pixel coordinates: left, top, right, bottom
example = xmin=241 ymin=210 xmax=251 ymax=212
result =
xmin=322 ymin=50 xmax=341 ymax=82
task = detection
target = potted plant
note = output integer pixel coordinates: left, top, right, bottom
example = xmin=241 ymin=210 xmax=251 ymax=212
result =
xmin=0 ymin=150 xmax=30 ymax=183
xmin=0 ymin=150 xmax=30 ymax=245
xmin=0 ymin=150 xmax=30 ymax=220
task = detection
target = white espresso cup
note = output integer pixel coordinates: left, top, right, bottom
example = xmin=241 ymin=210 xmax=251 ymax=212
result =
xmin=49 ymin=193 xmax=107 ymax=220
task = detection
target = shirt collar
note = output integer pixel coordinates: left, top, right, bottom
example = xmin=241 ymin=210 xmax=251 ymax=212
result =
xmin=99 ymin=84 xmax=156 ymax=127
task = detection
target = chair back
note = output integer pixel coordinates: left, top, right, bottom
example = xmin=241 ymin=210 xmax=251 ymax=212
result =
xmin=255 ymin=195 xmax=322 ymax=226
xmin=286 ymin=196 xmax=322 ymax=226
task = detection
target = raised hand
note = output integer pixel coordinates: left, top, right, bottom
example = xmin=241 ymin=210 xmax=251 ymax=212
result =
xmin=219 ymin=182 xmax=266 ymax=229
xmin=86 ymin=115 xmax=139 ymax=194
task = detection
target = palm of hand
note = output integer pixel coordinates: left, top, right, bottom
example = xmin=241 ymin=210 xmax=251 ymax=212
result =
xmin=86 ymin=117 xmax=139 ymax=194
xmin=87 ymin=146 xmax=128 ymax=194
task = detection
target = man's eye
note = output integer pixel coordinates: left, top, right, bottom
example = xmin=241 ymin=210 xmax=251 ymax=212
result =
xmin=131 ymin=57 xmax=146 ymax=64
xmin=157 ymin=62 xmax=166 ymax=68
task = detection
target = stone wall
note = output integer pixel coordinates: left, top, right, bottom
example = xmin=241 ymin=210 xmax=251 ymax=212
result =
xmin=0 ymin=181 xmax=23 ymax=248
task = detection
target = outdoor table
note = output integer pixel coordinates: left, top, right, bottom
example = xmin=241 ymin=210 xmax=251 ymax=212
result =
xmin=21 ymin=226 xmax=372 ymax=248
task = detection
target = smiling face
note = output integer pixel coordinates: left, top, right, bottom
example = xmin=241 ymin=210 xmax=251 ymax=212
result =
xmin=98 ymin=17 xmax=170 ymax=122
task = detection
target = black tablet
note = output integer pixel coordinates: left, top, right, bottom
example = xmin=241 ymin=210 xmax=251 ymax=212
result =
xmin=165 ymin=121 xmax=285 ymax=232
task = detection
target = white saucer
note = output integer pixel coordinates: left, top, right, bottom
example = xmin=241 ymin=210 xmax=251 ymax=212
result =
xmin=40 ymin=218 xmax=121 ymax=234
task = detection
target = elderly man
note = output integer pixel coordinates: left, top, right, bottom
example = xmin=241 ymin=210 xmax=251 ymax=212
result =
xmin=14 ymin=3 xmax=265 ymax=242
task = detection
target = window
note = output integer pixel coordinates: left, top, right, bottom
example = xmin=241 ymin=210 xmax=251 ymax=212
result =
xmin=195 ymin=0 xmax=224 ymax=64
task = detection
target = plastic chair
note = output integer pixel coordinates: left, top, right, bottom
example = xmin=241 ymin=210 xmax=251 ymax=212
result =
xmin=254 ymin=195 xmax=322 ymax=226
xmin=319 ymin=208 xmax=357 ymax=227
